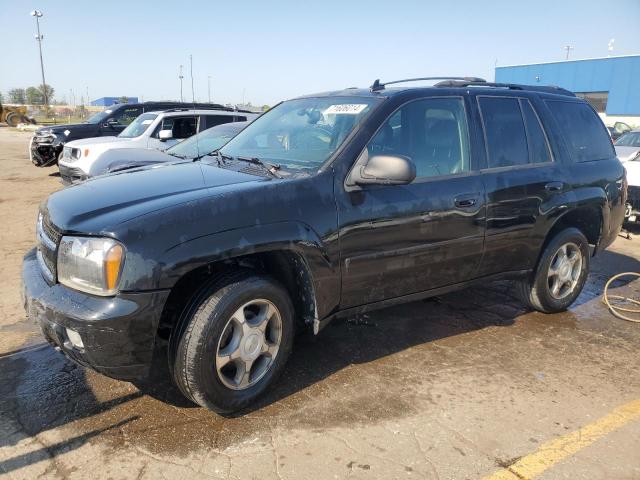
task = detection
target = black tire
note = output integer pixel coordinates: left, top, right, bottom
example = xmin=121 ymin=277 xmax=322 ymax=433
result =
xmin=518 ymin=227 xmax=590 ymax=313
xmin=6 ymin=112 xmax=20 ymax=127
xmin=171 ymin=272 xmax=295 ymax=413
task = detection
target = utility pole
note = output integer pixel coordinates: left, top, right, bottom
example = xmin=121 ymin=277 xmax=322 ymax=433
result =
xmin=30 ymin=10 xmax=48 ymax=106
xmin=179 ymin=65 xmax=184 ymax=102
xmin=208 ymin=75 xmax=212 ymax=103
xmin=86 ymin=86 xmax=90 ymax=105
xmin=189 ymin=55 xmax=195 ymax=103
xmin=563 ymin=45 xmax=574 ymax=60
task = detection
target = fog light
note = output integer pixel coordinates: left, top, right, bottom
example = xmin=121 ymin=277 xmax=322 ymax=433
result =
xmin=65 ymin=328 xmax=84 ymax=349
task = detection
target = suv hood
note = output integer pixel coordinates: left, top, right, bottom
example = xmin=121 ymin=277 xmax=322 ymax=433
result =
xmin=66 ymin=136 xmax=124 ymax=147
xmin=626 ymin=161 xmax=640 ymax=187
xmin=44 ymin=161 xmax=266 ymax=233
xmin=37 ymin=123 xmax=97 ymax=136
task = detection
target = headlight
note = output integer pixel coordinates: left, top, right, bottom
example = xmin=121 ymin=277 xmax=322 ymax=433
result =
xmin=57 ymin=236 xmax=125 ymax=296
xmin=63 ymin=147 xmax=82 ymax=161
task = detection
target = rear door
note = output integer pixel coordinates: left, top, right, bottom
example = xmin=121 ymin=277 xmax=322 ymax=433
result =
xmin=336 ymin=96 xmax=487 ymax=308
xmin=475 ymin=94 xmax=564 ymax=276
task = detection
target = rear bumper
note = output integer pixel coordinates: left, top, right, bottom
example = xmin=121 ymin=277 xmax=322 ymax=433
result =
xmin=22 ymin=248 xmax=170 ymax=381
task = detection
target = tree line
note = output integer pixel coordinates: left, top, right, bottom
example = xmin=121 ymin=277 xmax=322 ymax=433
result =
xmin=3 ymin=84 xmax=55 ymax=105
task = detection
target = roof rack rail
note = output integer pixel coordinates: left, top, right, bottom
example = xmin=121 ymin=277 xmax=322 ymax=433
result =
xmin=433 ymin=79 xmax=575 ymax=97
xmin=370 ymin=77 xmax=486 ymax=92
xmin=162 ymin=107 xmax=191 ymax=113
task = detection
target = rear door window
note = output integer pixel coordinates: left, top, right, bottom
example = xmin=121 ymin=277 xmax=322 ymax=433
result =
xmin=203 ymin=115 xmax=234 ymax=130
xmin=545 ymin=100 xmax=614 ymax=162
xmin=520 ymin=100 xmax=552 ymax=164
xmin=478 ymin=97 xmax=529 ymax=168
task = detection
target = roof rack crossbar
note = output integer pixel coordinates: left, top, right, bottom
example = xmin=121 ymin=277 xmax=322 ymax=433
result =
xmin=370 ymin=77 xmax=486 ymax=92
xmin=433 ymin=80 xmax=575 ymax=97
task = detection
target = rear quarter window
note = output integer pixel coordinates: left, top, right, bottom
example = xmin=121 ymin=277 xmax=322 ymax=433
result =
xmin=545 ymin=100 xmax=614 ymax=162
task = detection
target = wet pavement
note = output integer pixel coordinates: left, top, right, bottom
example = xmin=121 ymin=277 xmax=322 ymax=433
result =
xmin=1 ymin=128 xmax=640 ymax=479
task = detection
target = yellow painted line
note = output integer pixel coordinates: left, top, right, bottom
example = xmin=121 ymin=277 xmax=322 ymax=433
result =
xmin=483 ymin=398 xmax=640 ymax=480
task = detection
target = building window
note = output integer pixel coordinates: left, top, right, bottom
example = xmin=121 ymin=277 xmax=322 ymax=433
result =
xmin=575 ymin=92 xmax=608 ymax=113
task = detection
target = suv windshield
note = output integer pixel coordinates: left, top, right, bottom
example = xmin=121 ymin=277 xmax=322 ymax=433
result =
xmin=615 ymin=132 xmax=640 ymax=147
xmin=220 ymin=96 xmax=380 ymax=172
xmin=118 ymin=113 xmax=157 ymax=138
xmin=167 ymin=123 xmax=245 ymax=159
xmin=85 ymin=110 xmax=112 ymax=124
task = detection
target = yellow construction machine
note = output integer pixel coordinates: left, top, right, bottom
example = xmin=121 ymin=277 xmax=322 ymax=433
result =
xmin=0 ymin=103 xmax=36 ymax=127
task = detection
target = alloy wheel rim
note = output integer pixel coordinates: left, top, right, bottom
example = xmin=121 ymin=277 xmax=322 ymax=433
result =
xmin=547 ymin=242 xmax=583 ymax=300
xmin=215 ymin=299 xmax=282 ymax=390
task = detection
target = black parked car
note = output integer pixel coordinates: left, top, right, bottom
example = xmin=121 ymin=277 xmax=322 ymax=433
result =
xmin=29 ymin=101 xmax=251 ymax=167
xmin=23 ymin=77 xmax=626 ymax=413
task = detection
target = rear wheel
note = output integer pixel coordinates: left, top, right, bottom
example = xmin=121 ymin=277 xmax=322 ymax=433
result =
xmin=518 ymin=228 xmax=590 ymax=313
xmin=171 ymin=273 xmax=295 ymax=413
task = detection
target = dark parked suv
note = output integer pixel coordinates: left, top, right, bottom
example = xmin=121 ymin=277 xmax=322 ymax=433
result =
xmin=22 ymin=77 xmax=626 ymax=413
xmin=29 ymin=101 xmax=250 ymax=167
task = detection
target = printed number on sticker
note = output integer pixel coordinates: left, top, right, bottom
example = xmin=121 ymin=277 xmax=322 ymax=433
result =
xmin=324 ymin=104 xmax=368 ymax=115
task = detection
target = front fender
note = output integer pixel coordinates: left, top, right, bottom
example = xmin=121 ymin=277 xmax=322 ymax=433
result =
xmin=155 ymin=221 xmax=339 ymax=319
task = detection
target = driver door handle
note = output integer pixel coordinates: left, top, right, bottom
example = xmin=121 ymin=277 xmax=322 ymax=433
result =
xmin=545 ymin=181 xmax=564 ymax=192
xmin=454 ymin=195 xmax=478 ymax=208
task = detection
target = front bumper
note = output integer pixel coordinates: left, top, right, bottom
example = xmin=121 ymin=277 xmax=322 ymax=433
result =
xmin=627 ymin=185 xmax=640 ymax=215
xmin=30 ymin=135 xmax=62 ymax=167
xmin=22 ymin=248 xmax=170 ymax=380
xmin=58 ymin=164 xmax=88 ymax=185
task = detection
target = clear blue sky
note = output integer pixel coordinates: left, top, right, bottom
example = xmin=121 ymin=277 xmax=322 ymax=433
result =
xmin=1 ymin=0 xmax=639 ymax=106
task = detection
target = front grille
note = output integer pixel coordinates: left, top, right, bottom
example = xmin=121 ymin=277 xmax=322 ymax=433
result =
xmin=37 ymin=214 xmax=61 ymax=282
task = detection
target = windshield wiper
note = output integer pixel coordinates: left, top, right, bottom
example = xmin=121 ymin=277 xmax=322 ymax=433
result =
xmin=236 ymin=156 xmax=283 ymax=179
xmin=167 ymin=152 xmax=188 ymax=160
xmin=193 ymin=149 xmax=232 ymax=163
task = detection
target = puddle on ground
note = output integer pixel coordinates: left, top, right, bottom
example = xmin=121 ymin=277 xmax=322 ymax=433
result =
xmin=1 ymin=247 xmax=638 ymax=459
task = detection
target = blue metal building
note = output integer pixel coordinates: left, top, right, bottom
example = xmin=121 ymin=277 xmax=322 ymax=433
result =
xmin=91 ymin=97 xmax=139 ymax=107
xmin=495 ymin=55 xmax=640 ymax=116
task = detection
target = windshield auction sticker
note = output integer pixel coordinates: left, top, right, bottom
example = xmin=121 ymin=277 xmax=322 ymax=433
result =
xmin=324 ymin=104 xmax=368 ymax=115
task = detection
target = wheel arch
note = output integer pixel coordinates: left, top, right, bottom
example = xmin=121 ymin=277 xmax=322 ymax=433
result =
xmin=541 ymin=202 xmax=604 ymax=262
xmin=155 ymin=222 xmax=338 ymax=344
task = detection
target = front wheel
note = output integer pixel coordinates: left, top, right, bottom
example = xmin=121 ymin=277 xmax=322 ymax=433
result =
xmin=171 ymin=273 xmax=295 ymax=413
xmin=518 ymin=228 xmax=590 ymax=313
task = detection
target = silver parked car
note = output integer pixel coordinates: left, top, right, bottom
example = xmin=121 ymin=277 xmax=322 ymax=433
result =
xmin=614 ymin=130 xmax=640 ymax=163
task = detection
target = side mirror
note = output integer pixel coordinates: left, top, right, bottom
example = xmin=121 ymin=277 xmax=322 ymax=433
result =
xmin=351 ymin=154 xmax=416 ymax=186
xmin=158 ymin=129 xmax=173 ymax=141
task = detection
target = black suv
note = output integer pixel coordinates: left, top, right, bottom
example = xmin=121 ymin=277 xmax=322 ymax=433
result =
xmin=22 ymin=78 xmax=626 ymax=413
xmin=29 ymin=101 xmax=249 ymax=167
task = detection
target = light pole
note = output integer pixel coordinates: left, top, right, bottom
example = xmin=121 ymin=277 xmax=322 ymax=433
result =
xmin=179 ymin=65 xmax=184 ymax=102
xmin=563 ymin=45 xmax=574 ymax=60
xmin=30 ymin=10 xmax=48 ymax=106
xmin=208 ymin=75 xmax=212 ymax=103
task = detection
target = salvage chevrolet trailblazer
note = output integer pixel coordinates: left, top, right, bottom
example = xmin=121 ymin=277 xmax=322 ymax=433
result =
xmin=23 ymin=77 xmax=627 ymax=413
